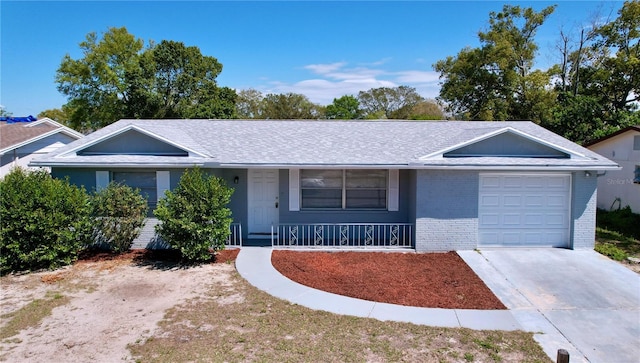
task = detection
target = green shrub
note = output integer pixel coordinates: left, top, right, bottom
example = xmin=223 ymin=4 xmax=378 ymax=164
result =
xmin=154 ymin=167 xmax=233 ymax=262
xmin=91 ymin=182 xmax=148 ymax=253
xmin=594 ymin=242 xmax=628 ymax=261
xmin=596 ymin=207 xmax=640 ymax=240
xmin=0 ymin=168 xmax=92 ymax=274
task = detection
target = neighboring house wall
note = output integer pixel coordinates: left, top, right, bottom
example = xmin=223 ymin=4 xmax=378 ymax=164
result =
xmin=588 ymin=132 xmax=640 ymax=213
xmin=0 ymin=133 xmax=76 ymax=177
xmin=414 ymin=170 xmax=479 ymax=252
xmin=571 ymin=171 xmax=598 ymax=249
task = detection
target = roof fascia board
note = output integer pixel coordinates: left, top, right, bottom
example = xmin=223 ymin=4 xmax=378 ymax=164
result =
xmin=58 ymin=125 xmax=207 ymax=158
xmin=216 ymin=163 xmax=620 ymax=171
xmin=26 ymin=118 xmax=85 ymax=138
xmin=29 ymin=161 xmax=207 ymax=168
xmin=32 ymin=162 xmax=620 ymax=171
xmin=0 ymin=127 xmax=82 ymax=155
xmin=420 ymin=127 xmax=587 ymax=160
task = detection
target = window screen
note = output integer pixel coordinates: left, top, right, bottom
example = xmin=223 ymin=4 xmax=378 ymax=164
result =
xmin=300 ymin=169 xmax=387 ymax=210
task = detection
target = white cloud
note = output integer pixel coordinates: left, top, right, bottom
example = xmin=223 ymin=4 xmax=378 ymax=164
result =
xmin=394 ymin=70 xmax=440 ymax=84
xmin=304 ymin=62 xmax=347 ymax=75
xmin=258 ymin=61 xmax=442 ymax=105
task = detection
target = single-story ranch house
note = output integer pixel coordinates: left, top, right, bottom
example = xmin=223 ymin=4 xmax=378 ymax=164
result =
xmin=31 ymin=119 xmax=618 ymax=251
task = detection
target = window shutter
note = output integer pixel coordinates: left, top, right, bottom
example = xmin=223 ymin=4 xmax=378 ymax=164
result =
xmin=289 ymin=168 xmax=300 ymax=211
xmin=95 ymin=171 xmax=109 ymax=191
xmin=388 ymin=169 xmax=399 ymax=211
xmin=156 ymin=171 xmax=170 ymax=201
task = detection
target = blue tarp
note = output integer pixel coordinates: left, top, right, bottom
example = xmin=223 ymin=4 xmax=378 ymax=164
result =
xmin=0 ymin=115 xmax=37 ymax=123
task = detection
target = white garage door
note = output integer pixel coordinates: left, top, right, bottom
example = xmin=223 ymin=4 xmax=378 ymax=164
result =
xmin=479 ymin=174 xmax=571 ymax=247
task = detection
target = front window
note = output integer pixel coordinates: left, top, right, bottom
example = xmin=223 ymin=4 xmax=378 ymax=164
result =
xmin=300 ymin=169 xmax=387 ymax=210
xmin=113 ymin=171 xmax=157 ymax=214
xmin=634 ymin=165 xmax=640 ymax=184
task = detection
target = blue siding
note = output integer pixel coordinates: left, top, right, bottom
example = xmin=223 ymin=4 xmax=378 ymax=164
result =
xmin=445 ymin=132 xmax=568 ymax=157
xmin=415 ymin=170 xmax=479 ymax=252
xmin=79 ymin=130 xmax=187 ymax=155
xmin=51 ymin=168 xmax=96 ymax=192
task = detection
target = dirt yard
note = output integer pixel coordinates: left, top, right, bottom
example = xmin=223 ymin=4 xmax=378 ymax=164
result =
xmin=1 ymin=249 xmax=550 ymax=363
xmin=0 ymin=250 xmax=238 ymax=362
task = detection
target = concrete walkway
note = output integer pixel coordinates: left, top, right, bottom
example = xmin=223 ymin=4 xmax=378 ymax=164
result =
xmin=459 ymin=248 xmax=640 ymax=363
xmin=236 ymin=247 xmax=520 ymax=331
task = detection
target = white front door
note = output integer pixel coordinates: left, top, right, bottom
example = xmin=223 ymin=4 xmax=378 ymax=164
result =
xmin=248 ymin=169 xmax=279 ymax=235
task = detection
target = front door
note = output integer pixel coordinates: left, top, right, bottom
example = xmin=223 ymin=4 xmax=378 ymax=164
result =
xmin=248 ymin=169 xmax=279 ymax=236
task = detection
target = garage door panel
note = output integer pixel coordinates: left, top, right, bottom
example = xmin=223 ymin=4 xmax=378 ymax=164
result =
xmin=523 ymin=233 xmax=543 ymax=245
xmin=503 ymin=195 xmax=522 ymax=207
xmin=480 ymin=213 xmax=500 ymax=226
xmin=547 ymin=195 xmax=567 ymax=207
xmin=479 ymin=195 xmax=500 ymax=207
xmin=524 ymin=195 xmax=544 ymax=207
xmin=525 ymin=177 xmax=545 ymax=188
xmin=524 ymin=214 xmax=544 ymax=226
xmin=545 ymin=213 xmax=567 ymax=226
xmin=503 ymin=214 xmax=521 ymax=226
xmin=504 ymin=176 xmax=524 ymax=188
xmin=547 ymin=176 xmax=570 ymax=189
xmin=479 ymin=174 xmax=570 ymax=248
xmin=481 ymin=176 xmax=501 ymax=188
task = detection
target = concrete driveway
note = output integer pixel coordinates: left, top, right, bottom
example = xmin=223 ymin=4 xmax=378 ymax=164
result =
xmin=459 ymin=248 xmax=640 ymax=363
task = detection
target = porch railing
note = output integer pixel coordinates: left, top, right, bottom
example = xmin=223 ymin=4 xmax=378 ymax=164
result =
xmin=226 ymin=223 xmax=243 ymax=248
xmin=272 ymin=223 xmax=413 ymax=249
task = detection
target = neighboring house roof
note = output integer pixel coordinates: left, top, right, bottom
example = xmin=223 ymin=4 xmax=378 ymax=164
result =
xmin=0 ymin=118 xmax=84 ymax=155
xmin=583 ymin=125 xmax=640 ymax=147
xmin=31 ymin=119 xmax=618 ymax=170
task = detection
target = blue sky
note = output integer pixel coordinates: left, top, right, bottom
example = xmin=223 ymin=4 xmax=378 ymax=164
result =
xmin=1 ymin=1 xmax=624 ymax=117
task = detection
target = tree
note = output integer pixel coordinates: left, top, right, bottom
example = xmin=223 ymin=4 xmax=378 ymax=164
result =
xmin=130 ymin=40 xmax=235 ymax=119
xmin=56 ymin=27 xmax=144 ymax=131
xmin=38 ymin=106 xmax=72 ymax=125
xmin=56 ymin=27 xmax=236 ymax=131
xmin=261 ymin=93 xmax=323 ymax=119
xmin=408 ymin=100 xmax=445 ymax=120
xmin=591 ymin=0 xmax=640 ymax=114
xmin=357 ymin=86 xmax=424 ymax=119
xmin=325 ymin=95 xmax=362 ymax=119
xmin=0 ymin=107 xmax=11 ymax=117
xmin=235 ymin=88 xmax=264 ymax=119
xmin=154 ymin=168 xmax=233 ymax=262
xmin=434 ymin=5 xmax=556 ymax=123
xmin=546 ymin=0 xmax=639 ymax=144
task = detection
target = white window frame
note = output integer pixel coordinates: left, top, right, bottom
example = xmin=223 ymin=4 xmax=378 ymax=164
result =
xmin=293 ymin=169 xmax=398 ymax=211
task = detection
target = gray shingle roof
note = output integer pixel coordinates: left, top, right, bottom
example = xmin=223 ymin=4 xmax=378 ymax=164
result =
xmin=31 ymin=119 xmax=618 ymax=169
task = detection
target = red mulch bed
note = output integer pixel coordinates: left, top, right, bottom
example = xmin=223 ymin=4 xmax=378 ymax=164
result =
xmin=272 ymin=251 xmax=506 ymax=310
xmin=77 ymin=248 xmax=239 ymax=264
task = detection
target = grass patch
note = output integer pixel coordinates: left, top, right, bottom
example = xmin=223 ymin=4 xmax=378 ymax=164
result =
xmin=594 ymin=242 xmax=628 ymax=261
xmin=596 ymin=208 xmax=640 ymax=260
xmin=129 ymin=271 xmax=550 ymax=363
xmin=596 ymin=207 xmax=640 ymax=240
xmin=0 ymin=291 xmax=70 ymax=340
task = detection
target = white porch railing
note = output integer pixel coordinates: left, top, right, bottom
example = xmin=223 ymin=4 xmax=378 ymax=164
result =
xmin=226 ymin=223 xmax=243 ymax=248
xmin=272 ymin=223 xmax=413 ymax=249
